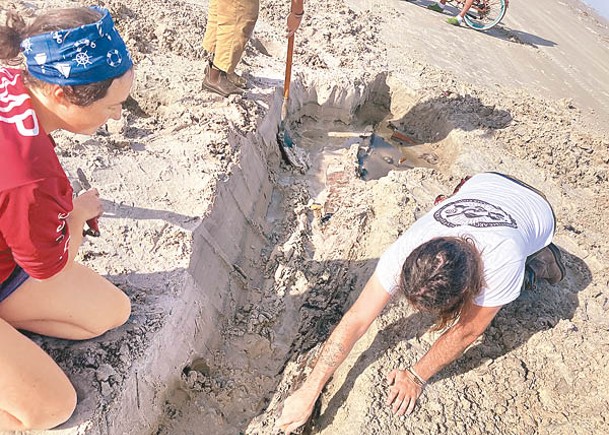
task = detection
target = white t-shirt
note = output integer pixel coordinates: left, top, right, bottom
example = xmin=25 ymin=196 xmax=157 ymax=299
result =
xmin=375 ymin=173 xmax=555 ymax=307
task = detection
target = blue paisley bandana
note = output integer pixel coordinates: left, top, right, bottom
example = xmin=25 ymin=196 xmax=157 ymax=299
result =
xmin=20 ymin=6 xmax=132 ymax=85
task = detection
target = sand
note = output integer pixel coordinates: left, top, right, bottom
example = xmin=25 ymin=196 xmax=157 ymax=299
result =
xmin=1 ymin=0 xmax=609 ymax=434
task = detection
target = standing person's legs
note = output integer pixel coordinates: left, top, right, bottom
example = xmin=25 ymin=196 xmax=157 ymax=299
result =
xmin=204 ymin=0 xmax=259 ymax=96
xmin=0 ymin=318 xmax=76 ymax=430
xmin=202 ymin=0 xmax=219 ymax=54
xmin=214 ymin=0 xmax=259 ymax=75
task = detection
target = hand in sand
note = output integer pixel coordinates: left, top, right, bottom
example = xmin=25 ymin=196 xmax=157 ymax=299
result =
xmin=386 ymin=369 xmax=424 ymax=416
xmin=286 ymin=12 xmax=303 ymax=38
xmin=276 ymin=387 xmax=318 ymax=434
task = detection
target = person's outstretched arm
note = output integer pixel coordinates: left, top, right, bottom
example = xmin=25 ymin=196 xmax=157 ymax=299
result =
xmin=386 ymin=302 xmax=502 ymax=416
xmin=276 ymin=273 xmax=392 ymax=434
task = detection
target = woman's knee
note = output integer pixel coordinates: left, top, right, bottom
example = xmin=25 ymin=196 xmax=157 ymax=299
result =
xmin=15 ymin=380 xmax=76 ymax=430
xmin=87 ymin=289 xmax=131 ymax=338
xmin=113 ymin=290 xmax=132 ymax=327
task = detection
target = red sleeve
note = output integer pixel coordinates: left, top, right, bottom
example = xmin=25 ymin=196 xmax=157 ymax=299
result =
xmin=0 ymin=177 xmax=73 ymax=279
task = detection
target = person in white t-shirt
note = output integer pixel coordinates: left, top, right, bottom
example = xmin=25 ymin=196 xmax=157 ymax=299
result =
xmin=277 ymin=172 xmax=566 ymax=434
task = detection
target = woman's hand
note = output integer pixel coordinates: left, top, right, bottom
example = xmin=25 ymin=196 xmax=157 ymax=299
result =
xmin=276 ymin=386 xmax=318 ymax=434
xmin=286 ymin=11 xmax=303 ymax=38
xmin=72 ymin=189 xmax=102 ymax=223
xmin=386 ymin=369 xmax=425 ymax=416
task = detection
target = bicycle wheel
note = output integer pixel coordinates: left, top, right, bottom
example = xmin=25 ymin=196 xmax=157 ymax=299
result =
xmin=463 ymin=0 xmax=508 ymax=30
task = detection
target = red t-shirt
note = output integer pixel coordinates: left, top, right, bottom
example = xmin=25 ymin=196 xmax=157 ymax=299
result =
xmin=0 ymin=67 xmax=73 ymax=282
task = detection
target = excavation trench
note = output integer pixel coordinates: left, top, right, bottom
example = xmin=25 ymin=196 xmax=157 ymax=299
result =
xmin=151 ymin=73 xmax=458 ymax=434
xmin=56 ymin=69 xmax=590 ymax=434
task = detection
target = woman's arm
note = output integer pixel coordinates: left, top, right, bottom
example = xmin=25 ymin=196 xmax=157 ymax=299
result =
xmin=386 ymin=302 xmax=502 ymax=415
xmin=276 ymin=273 xmax=392 ymax=434
xmin=65 ymin=189 xmax=102 ymax=264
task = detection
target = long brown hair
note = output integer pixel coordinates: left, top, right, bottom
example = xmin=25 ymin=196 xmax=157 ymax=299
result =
xmin=399 ymin=236 xmax=485 ymax=331
xmin=0 ymin=8 xmax=114 ymax=106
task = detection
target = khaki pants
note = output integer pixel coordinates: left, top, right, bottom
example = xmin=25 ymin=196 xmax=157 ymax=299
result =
xmin=202 ymin=0 xmax=260 ymax=74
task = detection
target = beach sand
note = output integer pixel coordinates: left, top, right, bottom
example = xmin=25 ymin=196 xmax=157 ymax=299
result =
xmin=1 ymin=0 xmax=609 ymax=433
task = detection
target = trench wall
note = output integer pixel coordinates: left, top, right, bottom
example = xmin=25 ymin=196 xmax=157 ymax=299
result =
xmin=65 ymin=73 xmax=402 ymax=435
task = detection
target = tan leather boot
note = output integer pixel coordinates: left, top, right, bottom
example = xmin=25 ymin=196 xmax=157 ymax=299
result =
xmin=202 ymin=63 xmax=244 ymax=98
xmin=227 ymin=71 xmax=247 ymax=89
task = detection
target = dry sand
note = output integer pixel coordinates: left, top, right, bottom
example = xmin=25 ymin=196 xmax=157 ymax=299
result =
xmin=1 ymin=0 xmax=609 ymax=434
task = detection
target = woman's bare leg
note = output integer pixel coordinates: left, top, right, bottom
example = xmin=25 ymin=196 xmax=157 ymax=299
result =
xmin=0 ymin=262 xmax=131 ymax=339
xmin=0 ymin=318 xmax=76 ymax=430
xmin=0 ymin=262 xmax=130 ymax=429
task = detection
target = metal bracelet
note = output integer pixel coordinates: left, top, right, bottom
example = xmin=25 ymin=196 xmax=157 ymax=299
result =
xmin=407 ymin=367 xmax=426 ymax=387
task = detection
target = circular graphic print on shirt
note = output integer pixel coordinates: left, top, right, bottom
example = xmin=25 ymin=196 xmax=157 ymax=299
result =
xmin=434 ymin=199 xmax=518 ymax=229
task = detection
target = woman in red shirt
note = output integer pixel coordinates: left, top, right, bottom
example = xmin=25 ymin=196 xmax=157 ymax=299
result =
xmin=0 ymin=6 xmax=133 ymax=430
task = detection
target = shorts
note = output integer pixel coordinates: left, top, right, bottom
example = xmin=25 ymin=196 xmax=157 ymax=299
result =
xmin=0 ymin=265 xmax=29 ymax=303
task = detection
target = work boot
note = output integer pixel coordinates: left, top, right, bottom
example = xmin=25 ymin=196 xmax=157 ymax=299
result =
xmin=227 ymin=71 xmax=247 ymax=89
xmin=525 ymin=243 xmax=566 ymax=287
xmin=202 ymin=64 xmax=244 ymax=98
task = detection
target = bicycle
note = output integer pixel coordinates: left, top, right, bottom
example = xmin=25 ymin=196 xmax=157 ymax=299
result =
xmin=445 ymin=0 xmax=509 ymax=31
